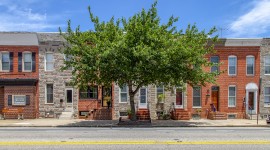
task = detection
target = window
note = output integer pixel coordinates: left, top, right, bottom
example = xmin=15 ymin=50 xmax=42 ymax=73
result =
xmin=1 ymin=52 xmax=10 ymax=71
xmin=46 ymin=84 xmax=53 ymax=103
xmin=265 ymin=55 xmax=270 ymax=75
xmin=228 ymin=86 xmax=236 ymax=107
xmin=156 ymin=85 xmax=164 ymax=101
xmin=120 ymin=85 xmax=128 ymax=103
xmin=64 ymin=54 xmax=72 ymax=70
xmin=23 ymin=52 xmax=32 ymax=71
xmin=79 ymin=86 xmax=98 ymax=99
xmin=264 ymin=87 xmax=270 ymax=105
xmin=228 ymin=56 xmax=237 ymax=75
xmin=193 ymin=87 xmax=201 ymax=107
xmin=246 ymin=56 xmax=254 ymax=75
xmin=210 ymin=56 xmax=219 ymax=73
xmin=13 ymin=95 xmax=26 ymax=105
xmin=45 ymin=53 xmax=54 ymax=71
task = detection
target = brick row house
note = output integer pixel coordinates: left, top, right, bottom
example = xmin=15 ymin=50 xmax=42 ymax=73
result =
xmin=1 ymin=32 xmax=269 ymax=121
xmin=0 ymin=32 xmax=39 ymax=119
xmin=113 ymin=39 xmax=262 ymax=120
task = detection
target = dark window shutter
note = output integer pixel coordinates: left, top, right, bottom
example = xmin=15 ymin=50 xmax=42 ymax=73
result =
xmin=32 ymin=52 xmax=36 ymax=72
xmin=9 ymin=52 xmax=13 ymax=72
xmin=18 ymin=52 xmax=22 ymax=72
xmin=26 ymin=95 xmax=30 ymax=105
xmin=8 ymin=95 xmax=12 ymax=105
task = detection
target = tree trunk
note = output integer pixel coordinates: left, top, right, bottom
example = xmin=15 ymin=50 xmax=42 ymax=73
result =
xmin=129 ymin=93 xmax=137 ymax=121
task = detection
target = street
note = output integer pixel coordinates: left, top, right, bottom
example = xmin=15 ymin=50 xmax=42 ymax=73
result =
xmin=0 ymin=127 xmax=269 ymax=149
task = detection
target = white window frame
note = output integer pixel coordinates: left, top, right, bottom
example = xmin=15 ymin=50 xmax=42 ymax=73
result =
xmin=64 ymin=54 xmax=73 ymax=70
xmin=12 ymin=95 xmax=26 ymax=106
xmin=156 ymin=85 xmax=164 ymax=102
xmin=45 ymin=84 xmax=54 ymax=104
xmin=192 ymin=86 xmax=201 ymax=108
xmin=119 ymin=85 xmax=128 ymax=103
xmin=22 ymin=52 xmax=32 ymax=72
xmin=264 ymin=87 xmax=270 ymax=107
xmin=175 ymin=88 xmax=184 ymax=108
xmin=45 ymin=52 xmax=54 ymax=71
xmin=228 ymin=55 xmax=237 ymax=76
xmin=210 ymin=56 xmax=219 ymax=73
xmin=264 ymin=55 xmax=270 ymax=75
xmin=246 ymin=55 xmax=255 ymax=76
xmin=228 ymin=85 xmax=236 ymax=107
xmin=139 ymin=87 xmax=148 ymax=108
xmin=0 ymin=52 xmax=10 ymax=72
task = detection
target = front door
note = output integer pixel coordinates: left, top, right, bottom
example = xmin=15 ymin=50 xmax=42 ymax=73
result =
xmin=102 ymin=87 xmax=112 ymax=107
xmin=247 ymin=91 xmax=257 ymax=114
xmin=139 ymin=87 xmax=147 ymax=109
xmin=175 ymin=89 xmax=183 ymax=108
xmin=65 ymin=88 xmax=73 ymax=109
xmin=211 ymin=86 xmax=219 ymax=111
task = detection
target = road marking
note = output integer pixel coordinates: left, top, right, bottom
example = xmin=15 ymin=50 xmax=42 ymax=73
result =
xmin=0 ymin=141 xmax=270 ymax=145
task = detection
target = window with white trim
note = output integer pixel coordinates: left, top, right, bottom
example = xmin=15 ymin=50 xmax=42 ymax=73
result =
xmin=120 ymin=85 xmax=128 ymax=103
xmin=23 ymin=52 xmax=32 ymax=71
xmin=246 ymin=55 xmax=254 ymax=75
xmin=156 ymin=85 xmax=164 ymax=101
xmin=46 ymin=84 xmax=53 ymax=103
xmin=1 ymin=52 xmax=10 ymax=71
xmin=64 ymin=54 xmax=72 ymax=70
xmin=265 ymin=55 xmax=270 ymax=75
xmin=193 ymin=87 xmax=201 ymax=107
xmin=45 ymin=53 xmax=54 ymax=71
xmin=228 ymin=56 xmax=237 ymax=75
xmin=210 ymin=56 xmax=219 ymax=73
xmin=228 ymin=86 xmax=236 ymax=107
xmin=264 ymin=87 xmax=270 ymax=104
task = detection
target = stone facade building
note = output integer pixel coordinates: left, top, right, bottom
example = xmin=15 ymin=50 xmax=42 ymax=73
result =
xmin=260 ymin=38 xmax=270 ymax=118
xmin=0 ymin=32 xmax=39 ymax=119
xmin=37 ymin=33 xmax=79 ymax=118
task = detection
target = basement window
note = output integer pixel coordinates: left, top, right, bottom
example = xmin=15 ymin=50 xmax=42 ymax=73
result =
xmin=79 ymin=111 xmax=89 ymax=116
xmin=227 ymin=114 xmax=237 ymax=119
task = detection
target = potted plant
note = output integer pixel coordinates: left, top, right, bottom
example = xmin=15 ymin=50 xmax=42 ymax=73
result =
xmin=127 ymin=109 xmax=133 ymax=119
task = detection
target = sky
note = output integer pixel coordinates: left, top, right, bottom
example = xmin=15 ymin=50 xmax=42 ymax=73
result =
xmin=0 ymin=0 xmax=270 ymax=38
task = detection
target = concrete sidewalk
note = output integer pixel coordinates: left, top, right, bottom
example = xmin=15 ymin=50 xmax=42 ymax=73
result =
xmin=0 ymin=118 xmax=269 ymax=127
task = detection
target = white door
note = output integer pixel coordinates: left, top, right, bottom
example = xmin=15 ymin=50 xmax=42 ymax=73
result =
xmin=246 ymin=91 xmax=257 ymax=114
xmin=175 ymin=89 xmax=184 ymax=108
xmin=139 ymin=87 xmax=147 ymax=109
xmin=65 ymin=88 xmax=73 ymax=109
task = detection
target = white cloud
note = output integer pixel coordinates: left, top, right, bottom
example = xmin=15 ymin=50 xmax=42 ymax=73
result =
xmin=0 ymin=0 xmax=62 ymax=31
xmin=229 ymin=0 xmax=270 ymax=37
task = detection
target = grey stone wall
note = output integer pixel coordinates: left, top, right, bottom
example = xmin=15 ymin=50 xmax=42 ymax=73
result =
xmin=37 ymin=33 xmax=78 ymax=117
xmin=260 ymin=38 xmax=270 ymax=116
xmin=113 ymin=84 xmax=187 ymax=120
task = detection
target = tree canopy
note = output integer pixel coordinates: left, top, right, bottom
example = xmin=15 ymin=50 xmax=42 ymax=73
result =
xmin=60 ymin=1 xmax=219 ymax=120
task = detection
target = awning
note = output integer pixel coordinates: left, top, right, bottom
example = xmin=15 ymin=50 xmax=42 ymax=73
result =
xmin=0 ymin=79 xmax=38 ymax=86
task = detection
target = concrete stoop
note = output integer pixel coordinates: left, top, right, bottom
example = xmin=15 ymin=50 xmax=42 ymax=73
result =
xmin=59 ymin=111 xmax=73 ymax=120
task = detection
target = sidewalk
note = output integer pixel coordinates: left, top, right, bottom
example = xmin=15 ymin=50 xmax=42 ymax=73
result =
xmin=0 ymin=118 xmax=269 ymax=127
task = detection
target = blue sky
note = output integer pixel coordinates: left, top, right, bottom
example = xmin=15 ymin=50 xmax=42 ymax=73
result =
xmin=0 ymin=0 xmax=270 ymax=38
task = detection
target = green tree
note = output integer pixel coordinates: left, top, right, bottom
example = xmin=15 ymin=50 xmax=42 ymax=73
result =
xmin=60 ymin=1 xmax=219 ymax=121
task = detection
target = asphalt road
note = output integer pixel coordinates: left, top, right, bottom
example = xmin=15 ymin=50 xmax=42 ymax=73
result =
xmin=0 ymin=127 xmax=270 ymax=150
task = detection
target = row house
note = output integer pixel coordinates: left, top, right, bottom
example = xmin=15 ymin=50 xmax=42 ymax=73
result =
xmin=37 ymin=33 xmax=114 ymax=120
xmin=0 ymin=32 xmax=39 ymax=119
xmin=113 ymin=39 xmax=262 ymax=120
xmin=260 ymin=38 xmax=270 ymax=119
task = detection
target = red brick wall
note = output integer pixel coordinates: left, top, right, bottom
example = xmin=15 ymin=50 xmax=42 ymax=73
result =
xmin=78 ymin=85 xmax=115 ymax=119
xmin=4 ymin=86 xmax=37 ymax=119
xmin=187 ymin=46 xmax=260 ymax=119
xmin=0 ymin=46 xmax=39 ymax=119
xmin=0 ymin=46 xmax=39 ymax=78
xmin=0 ymin=88 xmax=4 ymax=114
